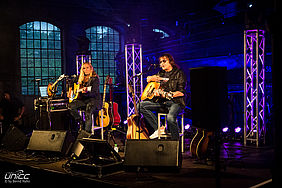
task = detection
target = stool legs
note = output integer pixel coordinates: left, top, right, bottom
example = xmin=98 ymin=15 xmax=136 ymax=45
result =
xmin=157 ymin=113 xmax=184 ymax=152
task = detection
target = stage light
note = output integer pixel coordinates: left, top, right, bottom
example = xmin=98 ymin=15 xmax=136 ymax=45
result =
xmin=235 ymin=127 xmax=241 ymax=133
xmin=123 ymin=120 xmax=127 ymax=124
xmin=248 ymin=3 xmax=253 ymax=8
xmin=222 ymin=127 xmax=229 ymax=132
xmin=184 ymin=124 xmax=190 ymax=130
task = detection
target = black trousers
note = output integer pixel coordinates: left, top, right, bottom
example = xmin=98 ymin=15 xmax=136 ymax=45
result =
xmin=68 ymin=99 xmax=97 ymax=133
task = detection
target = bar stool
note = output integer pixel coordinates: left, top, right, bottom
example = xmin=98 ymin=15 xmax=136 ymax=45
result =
xmin=78 ymin=108 xmax=104 ymax=140
xmin=157 ymin=111 xmax=185 ymax=152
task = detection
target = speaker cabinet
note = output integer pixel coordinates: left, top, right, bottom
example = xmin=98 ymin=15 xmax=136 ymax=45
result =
xmin=124 ymin=140 xmax=181 ymax=168
xmin=27 ymin=130 xmax=74 ymax=155
xmin=190 ymin=67 xmax=228 ymax=131
xmin=71 ymin=130 xmax=91 ymax=157
xmin=1 ymin=125 xmax=28 ymax=151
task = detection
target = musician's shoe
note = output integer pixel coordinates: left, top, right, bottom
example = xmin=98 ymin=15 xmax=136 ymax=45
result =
xmin=149 ymin=130 xmax=159 ymax=139
xmin=160 ymin=126 xmax=166 ymax=135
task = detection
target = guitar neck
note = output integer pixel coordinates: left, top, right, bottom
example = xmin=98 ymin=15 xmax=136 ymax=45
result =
xmin=102 ymin=80 xmax=107 ymax=108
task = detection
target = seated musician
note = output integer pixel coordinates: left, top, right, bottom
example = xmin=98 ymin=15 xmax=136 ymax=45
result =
xmin=138 ymin=53 xmax=187 ymax=140
xmin=68 ymin=62 xmax=101 ymax=133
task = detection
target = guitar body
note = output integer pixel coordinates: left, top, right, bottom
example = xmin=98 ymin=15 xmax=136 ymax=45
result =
xmin=96 ymin=102 xmax=110 ymax=127
xmin=69 ymin=83 xmax=81 ymax=103
xmin=47 ymin=74 xmax=65 ymax=97
xmin=141 ymin=82 xmax=160 ymax=101
xmin=95 ymin=76 xmax=111 ymax=128
xmin=112 ymin=102 xmax=121 ymax=126
xmin=126 ymin=114 xmax=149 ymax=139
xmin=47 ymin=83 xmax=56 ymax=97
xmin=190 ymin=128 xmax=213 ymax=159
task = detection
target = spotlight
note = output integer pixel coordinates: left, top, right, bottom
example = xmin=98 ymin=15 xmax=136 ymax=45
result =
xmin=234 ymin=127 xmax=241 ymax=133
xmin=184 ymin=124 xmax=190 ymax=130
xmin=222 ymin=127 xmax=229 ymax=133
xmin=248 ymin=3 xmax=253 ymax=8
xmin=123 ymin=120 xmax=127 ymax=124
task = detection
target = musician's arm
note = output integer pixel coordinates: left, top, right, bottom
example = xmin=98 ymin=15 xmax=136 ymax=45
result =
xmin=84 ymin=77 xmax=99 ymax=98
xmin=147 ymin=75 xmax=161 ymax=82
xmin=172 ymin=70 xmax=187 ymax=98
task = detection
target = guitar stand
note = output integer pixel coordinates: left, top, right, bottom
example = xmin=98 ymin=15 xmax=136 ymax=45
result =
xmin=107 ymin=129 xmax=117 ymax=145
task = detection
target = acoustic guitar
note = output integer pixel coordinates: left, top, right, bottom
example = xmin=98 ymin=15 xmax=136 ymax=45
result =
xmin=190 ymin=128 xmax=213 ymax=159
xmin=68 ymin=83 xmax=92 ymax=103
xmin=108 ymin=77 xmax=121 ymax=127
xmin=141 ymin=79 xmax=173 ymax=101
xmin=96 ymin=75 xmax=110 ymax=127
xmin=126 ymin=84 xmax=149 ymax=139
xmin=47 ymin=74 xmax=66 ymax=97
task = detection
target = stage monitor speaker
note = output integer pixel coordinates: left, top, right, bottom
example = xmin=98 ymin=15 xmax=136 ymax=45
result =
xmin=124 ymin=140 xmax=181 ymax=168
xmin=1 ymin=125 xmax=29 ymax=151
xmin=77 ymin=138 xmax=122 ymax=162
xmin=71 ymin=130 xmax=91 ymax=157
xmin=68 ymin=138 xmax=123 ymax=178
xmin=190 ymin=67 xmax=228 ymax=131
xmin=27 ymin=130 xmax=74 ymax=155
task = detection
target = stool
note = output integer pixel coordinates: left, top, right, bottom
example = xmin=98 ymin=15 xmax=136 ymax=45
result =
xmin=79 ymin=109 xmax=104 ymax=140
xmin=157 ymin=112 xmax=184 ymax=152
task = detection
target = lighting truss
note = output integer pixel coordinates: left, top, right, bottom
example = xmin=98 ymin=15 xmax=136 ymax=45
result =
xmin=125 ymin=44 xmax=143 ymax=117
xmin=244 ymin=29 xmax=265 ymax=147
xmin=76 ymin=53 xmax=92 ymax=75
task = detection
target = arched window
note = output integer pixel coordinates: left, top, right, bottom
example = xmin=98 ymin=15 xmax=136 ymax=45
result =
xmin=85 ymin=26 xmax=120 ymax=92
xmin=19 ymin=21 xmax=62 ymax=95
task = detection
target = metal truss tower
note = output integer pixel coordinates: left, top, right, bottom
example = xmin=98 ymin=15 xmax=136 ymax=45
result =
xmin=76 ymin=53 xmax=92 ymax=75
xmin=244 ymin=29 xmax=265 ymax=147
xmin=125 ymin=44 xmax=143 ymax=117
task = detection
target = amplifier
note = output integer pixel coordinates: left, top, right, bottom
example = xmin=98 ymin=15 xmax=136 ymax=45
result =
xmin=48 ymin=99 xmax=68 ymax=112
xmin=34 ymin=98 xmax=68 ymax=112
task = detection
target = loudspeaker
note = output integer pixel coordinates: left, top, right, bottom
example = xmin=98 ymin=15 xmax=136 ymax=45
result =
xmin=124 ymin=140 xmax=181 ymax=168
xmin=27 ymin=130 xmax=74 ymax=155
xmin=190 ymin=67 xmax=228 ymax=131
xmin=69 ymin=138 xmax=123 ymax=178
xmin=1 ymin=125 xmax=28 ymax=151
xmin=71 ymin=130 xmax=91 ymax=157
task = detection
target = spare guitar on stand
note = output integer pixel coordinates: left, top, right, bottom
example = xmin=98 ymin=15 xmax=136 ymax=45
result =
xmin=126 ymin=84 xmax=149 ymax=139
xmin=96 ymin=75 xmax=111 ymax=128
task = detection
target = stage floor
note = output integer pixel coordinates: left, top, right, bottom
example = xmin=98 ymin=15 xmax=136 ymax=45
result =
xmin=0 ymin=138 xmax=273 ymax=187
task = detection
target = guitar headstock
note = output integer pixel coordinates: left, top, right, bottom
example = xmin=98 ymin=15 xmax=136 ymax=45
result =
xmin=104 ymin=75 xmax=110 ymax=84
xmin=58 ymin=74 xmax=65 ymax=81
xmin=128 ymin=83 xmax=134 ymax=95
xmin=108 ymin=76 xmax=113 ymax=86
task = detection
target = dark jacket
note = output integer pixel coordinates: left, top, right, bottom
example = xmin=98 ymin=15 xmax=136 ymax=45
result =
xmin=157 ymin=66 xmax=187 ymax=109
xmin=72 ymin=76 xmax=102 ymax=110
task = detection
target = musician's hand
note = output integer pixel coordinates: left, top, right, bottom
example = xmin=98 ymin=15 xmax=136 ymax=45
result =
xmin=154 ymin=89 xmax=160 ymax=97
xmin=82 ymin=87 xmax=88 ymax=93
xmin=147 ymin=75 xmax=161 ymax=82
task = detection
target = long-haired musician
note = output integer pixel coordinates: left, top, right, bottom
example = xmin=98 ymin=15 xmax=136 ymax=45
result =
xmin=68 ymin=62 xmax=101 ymax=133
xmin=138 ymin=53 xmax=187 ymax=140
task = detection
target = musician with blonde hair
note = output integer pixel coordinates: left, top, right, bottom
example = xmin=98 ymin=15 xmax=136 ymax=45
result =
xmin=68 ymin=62 xmax=101 ymax=133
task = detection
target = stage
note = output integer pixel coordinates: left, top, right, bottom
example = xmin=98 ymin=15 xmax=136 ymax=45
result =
xmin=0 ymin=137 xmax=273 ymax=187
